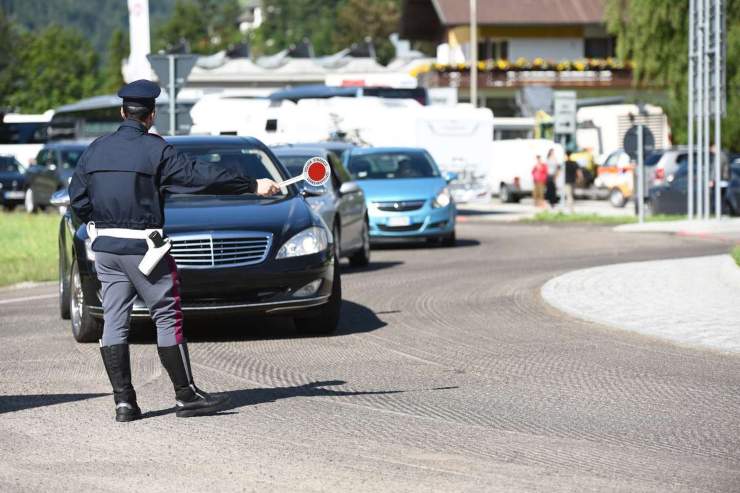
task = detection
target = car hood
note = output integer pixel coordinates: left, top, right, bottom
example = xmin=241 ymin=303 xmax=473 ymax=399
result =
xmin=163 ymin=195 xmax=314 ymax=238
xmin=356 ymin=178 xmax=446 ymax=202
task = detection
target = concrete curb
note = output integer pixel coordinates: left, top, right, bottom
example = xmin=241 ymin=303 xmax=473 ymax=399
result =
xmin=541 ymin=254 xmax=740 ymax=355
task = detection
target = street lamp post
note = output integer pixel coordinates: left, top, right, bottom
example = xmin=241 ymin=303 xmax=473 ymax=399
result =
xmin=469 ymin=0 xmax=477 ymax=108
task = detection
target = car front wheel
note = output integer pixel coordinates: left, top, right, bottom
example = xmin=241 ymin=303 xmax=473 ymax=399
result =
xmin=24 ymin=188 xmax=37 ymax=214
xmin=294 ymin=263 xmax=341 ymax=336
xmin=348 ymin=219 xmax=370 ymax=267
xmin=70 ymin=259 xmax=103 ymax=342
xmin=609 ymin=188 xmax=627 ymax=208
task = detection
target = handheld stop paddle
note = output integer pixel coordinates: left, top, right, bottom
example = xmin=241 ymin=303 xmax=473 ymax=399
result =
xmin=277 ymin=157 xmax=331 ymax=188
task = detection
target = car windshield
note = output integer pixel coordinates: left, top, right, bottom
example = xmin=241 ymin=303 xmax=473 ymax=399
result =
xmin=60 ymin=149 xmax=85 ymax=169
xmin=0 ymin=122 xmax=47 ymax=144
xmin=347 ymin=151 xmax=439 ymax=180
xmin=177 ymin=145 xmax=288 ymax=196
xmin=0 ymin=156 xmax=20 ymax=172
xmin=276 ymin=154 xmax=313 ymax=177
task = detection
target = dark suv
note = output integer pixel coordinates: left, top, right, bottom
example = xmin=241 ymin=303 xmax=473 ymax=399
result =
xmin=24 ymin=141 xmax=88 ymax=213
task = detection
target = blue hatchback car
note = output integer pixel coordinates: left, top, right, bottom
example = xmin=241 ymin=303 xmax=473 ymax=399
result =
xmin=345 ymin=147 xmax=456 ymax=245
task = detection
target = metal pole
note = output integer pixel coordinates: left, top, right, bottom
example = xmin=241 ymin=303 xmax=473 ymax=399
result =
xmin=687 ymin=0 xmax=695 ymax=219
xmin=699 ymin=0 xmax=704 ymax=218
xmin=713 ymin=0 xmax=722 ymax=220
xmin=703 ymin=0 xmax=711 ymax=219
xmin=168 ymin=54 xmax=176 ymax=136
xmin=469 ymin=0 xmax=478 ymax=108
xmin=637 ymin=123 xmax=645 ymax=223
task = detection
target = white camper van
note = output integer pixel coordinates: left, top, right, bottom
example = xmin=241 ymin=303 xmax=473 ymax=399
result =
xmin=486 ymin=139 xmax=565 ymax=203
xmin=0 ymin=110 xmax=53 ymax=168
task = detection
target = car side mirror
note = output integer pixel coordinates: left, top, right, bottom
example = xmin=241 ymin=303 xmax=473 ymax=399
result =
xmin=443 ymin=171 xmax=459 ymax=183
xmin=300 ymin=185 xmax=325 ymax=197
xmin=50 ymin=189 xmax=70 ymax=207
xmin=338 ymin=181 xmax=360 ymax=195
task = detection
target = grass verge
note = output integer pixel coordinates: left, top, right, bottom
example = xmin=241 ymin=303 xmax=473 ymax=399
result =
xmin=524 ymin=211 xmax=685 ymax=225
xmin=732 ymin=245 xmax=740 ymax=267
xmin=0 ymin=211 xmax=60 ymax=287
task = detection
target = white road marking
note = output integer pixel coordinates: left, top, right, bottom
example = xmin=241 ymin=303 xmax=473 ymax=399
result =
xmin=0 ymin=293 xmax=57 ymax=305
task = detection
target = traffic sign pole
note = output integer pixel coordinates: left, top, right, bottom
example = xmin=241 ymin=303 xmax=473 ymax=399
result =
xmin=637 ymin=124 xmax=645 ymax=224
xmin=168 ymin=55 xmax=176 ymax=136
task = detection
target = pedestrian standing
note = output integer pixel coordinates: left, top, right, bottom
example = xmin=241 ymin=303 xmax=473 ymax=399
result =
xmin=563 ymin=151 xmax=581 ymax=213
xmin=531 ymin=154 xmax=548 ymax=208
xmin=68 ymin=80 xmax=280 ymax=422
xmin=545 ymin=148 xmax=559 ymax=208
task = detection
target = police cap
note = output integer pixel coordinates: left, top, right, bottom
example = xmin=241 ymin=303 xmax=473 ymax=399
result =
xmin=118 ymin=79 xmax=161 ymax=110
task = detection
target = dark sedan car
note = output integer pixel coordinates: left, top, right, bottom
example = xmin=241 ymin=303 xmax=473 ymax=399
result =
xmin=0 ymin=156 xmax=26 ymax=210
xmin=25 ymin=140 xmax=88 ymax=213
xmin=647 ymin=158 xmax=738 ymax=216
xmin=56 ymin=136 xmax=340 ymax=342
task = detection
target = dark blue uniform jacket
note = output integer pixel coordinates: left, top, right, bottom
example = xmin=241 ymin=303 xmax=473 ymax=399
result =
xmin=69 ymin=119 xmax=257 ymax=254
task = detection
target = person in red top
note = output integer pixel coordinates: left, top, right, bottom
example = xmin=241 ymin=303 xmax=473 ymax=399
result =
xmin=531 ymin=155 xmax=548 ymax=208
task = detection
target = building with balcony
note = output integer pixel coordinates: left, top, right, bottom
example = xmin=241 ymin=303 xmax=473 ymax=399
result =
xmin=401 ymin=0 xmax=659 ymax=116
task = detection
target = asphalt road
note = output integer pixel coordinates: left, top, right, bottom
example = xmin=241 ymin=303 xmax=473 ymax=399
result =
xmin=1 ymin=221 xmax=738 ymax=492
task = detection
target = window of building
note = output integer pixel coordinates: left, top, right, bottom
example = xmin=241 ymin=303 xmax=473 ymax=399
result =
xmin=584 ymin=37 xmax=616 ymax=58
xmin=477 ymin=39 xmax=508 ymax=60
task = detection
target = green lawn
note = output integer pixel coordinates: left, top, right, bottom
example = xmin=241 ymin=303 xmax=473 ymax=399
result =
xmin=524 ymin=211 xmax=685 ymax=225
xmin=0 ymin=211 xmax=60 ymax=287
xmin=732 ymin=245 xmax=740 ymax=267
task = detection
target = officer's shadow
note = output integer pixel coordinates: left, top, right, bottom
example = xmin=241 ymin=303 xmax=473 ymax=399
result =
xmin=141 ymin=380 xmax=405 ymax=419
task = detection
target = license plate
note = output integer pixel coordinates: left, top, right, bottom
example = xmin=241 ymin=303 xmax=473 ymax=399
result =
xmin=4 ymin=191 xmax=24 ymax=199
xmin=387 ymin=216 xmax=411 ymax=227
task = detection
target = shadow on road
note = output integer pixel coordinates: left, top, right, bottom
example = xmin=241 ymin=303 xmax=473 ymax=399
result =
xmin=371 ymin=238 xmax=480 ymax=250
xmin=0 ymin=393 xmax=108 ymax=414
xmin=141 ymin=380 xmax=405 ymax=419
xmin=340 ymin=260 xmax=403 ymax=274
xmin=129 ymin=300 xmax=387 ymax=343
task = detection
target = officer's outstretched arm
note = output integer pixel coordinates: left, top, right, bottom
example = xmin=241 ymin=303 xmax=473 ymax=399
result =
xmin=159 ymin=145 xmax=257 ymax=195
xmin=68 ymin=166 xmax=92 ymax=222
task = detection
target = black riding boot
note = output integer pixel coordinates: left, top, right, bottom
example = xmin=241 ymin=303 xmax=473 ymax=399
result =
xmin=157 ymin=342 xmax=230 ymax=417
xmin=100 ymin=343 xmax=142 ymax=422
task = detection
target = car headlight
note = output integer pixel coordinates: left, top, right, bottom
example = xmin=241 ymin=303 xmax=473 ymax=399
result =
xmin=84 ymin=237 xmax=96 ymax=261
xmin=432 ymin=187 xmax=451 ymax=208
xmin=276 ymin=227 xmax=329 ymax=259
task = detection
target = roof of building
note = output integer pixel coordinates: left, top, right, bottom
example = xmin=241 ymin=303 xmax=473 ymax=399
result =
xmin=434 ymin=0 xmax=605 ymax=25
xmin=401 ymin=0 xmax=606 ymax=39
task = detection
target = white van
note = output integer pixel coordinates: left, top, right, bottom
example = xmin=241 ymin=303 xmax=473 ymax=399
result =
xmin=0 ymin=110 xmax=53 ymax=168
xmin=486 ymin=139 xmax=565 ymax=203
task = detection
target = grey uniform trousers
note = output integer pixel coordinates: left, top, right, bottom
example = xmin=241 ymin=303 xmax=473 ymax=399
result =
xmin=94 ymin=252 xmax=184 ymax=347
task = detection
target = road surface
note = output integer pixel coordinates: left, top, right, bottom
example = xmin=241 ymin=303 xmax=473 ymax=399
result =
xmin=1 ymin=221 xmax=738 ymax=492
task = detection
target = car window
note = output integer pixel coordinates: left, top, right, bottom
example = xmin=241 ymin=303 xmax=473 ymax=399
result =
xmin=60 ymin=149 xmax=84 ymax=169
xmin=645 ymin=152 xmax=663 ymax=166
xmin=0 ymin=156 xmax=20 ymax=172
xmin=35 ymin=149 xmax=52 ymax=166
xmin=347 ymin=151 xmax=440 ymax=180
xmin=329 ymin=152 xmax=351 ymax=183
xmin=178 ymin=145 xmax=287 ymax=196
xmin=603 ymin=152 xmax=620 ymax=167
xmin=0 ymin=122 xmax=47 ymax=144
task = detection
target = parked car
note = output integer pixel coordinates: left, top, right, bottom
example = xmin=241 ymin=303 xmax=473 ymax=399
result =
xmin=24 ymin=140 xmax=88 ymax=213
xmin=345 ymin=147 xmax=456 ymax=245
xmin=271 ymin=145 xmax=370 ymax=266
xmin=55 ymin=136 xmax=340 ymax=342
xmin=0 ymin=155 xmax=27 ymax=210
xmin=647 ymin=158 xmax=736 ymax=215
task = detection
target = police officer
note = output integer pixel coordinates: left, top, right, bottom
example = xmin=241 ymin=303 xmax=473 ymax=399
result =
xmin=69 ymin=80 xmax=280 ymax=422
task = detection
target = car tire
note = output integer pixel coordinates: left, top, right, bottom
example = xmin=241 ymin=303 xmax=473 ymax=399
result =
xmin=70 ymin=259 xmax=102 ymax=343
xmin=24 ymin=188 xmax=37 ymax=214
xmin=332 ymin=223 xmax=341 ymax=261
xmin=499 ymin=184 xmax=515 ymax=203
xmin=294 ymin=261 xmax=342 ymax=336
xmin=609 ymin=188 xmax=627 ymax=208
xmin=348 ymin=219 xmax=370 ymax=267
xmin=59 ymin=249 xmax=71 ymax=320
xmin=441 ymin=230 xmax=457 ymax=247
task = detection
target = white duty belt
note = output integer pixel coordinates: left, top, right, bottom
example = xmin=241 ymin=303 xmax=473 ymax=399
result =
xmin=87 ymin=222 xmax=171 ymax=276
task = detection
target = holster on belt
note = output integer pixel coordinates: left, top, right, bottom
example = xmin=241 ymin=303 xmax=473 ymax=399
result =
xmin=139 ymin=233 xmax=171 ymax=276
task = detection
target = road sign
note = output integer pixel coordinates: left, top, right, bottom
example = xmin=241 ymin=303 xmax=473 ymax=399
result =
xmin=278 ymin=158 xmax=331 ymax=188
xmin=147 ymin=54 xmax=198 ymax=135
xmin=155 ymin=107 xmax=192 ymax=134
xmin=147 ymin=54 xmax=198 ymax=93
xmin=623 ymin=125 xmax=655 ymax=161
xmin=553 ymin=91 xmax=577 ymax=135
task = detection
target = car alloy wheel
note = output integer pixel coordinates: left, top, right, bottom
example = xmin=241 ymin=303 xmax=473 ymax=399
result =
xmin=349 ymin=219 xmax=370 ymax=267
xmin=69 ymin=260 xmax=102 ymax=343
xmin=609 ymin=188 xmax=626 ymax=208
xmin=24 ymin=188 xmax=37 ymax=214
